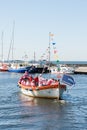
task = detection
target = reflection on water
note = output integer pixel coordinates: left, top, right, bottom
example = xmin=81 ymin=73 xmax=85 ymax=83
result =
xmin=18 ymin=93 xmax=87 ymax=130
xmin=0 ymin=72 xmax=87 ymax=130
xmin=19 ymin=93 xmax=67 ymax=107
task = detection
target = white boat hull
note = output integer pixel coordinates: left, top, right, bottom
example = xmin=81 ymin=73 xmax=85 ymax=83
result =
xmin=50 ymin=66 xmax=74 ymax=74
xmin=19 ymin=86 xmax=65 ymax=99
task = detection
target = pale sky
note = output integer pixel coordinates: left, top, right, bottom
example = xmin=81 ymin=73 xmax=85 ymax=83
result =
xmin=0 ymin=0 xmax=87 ymax=61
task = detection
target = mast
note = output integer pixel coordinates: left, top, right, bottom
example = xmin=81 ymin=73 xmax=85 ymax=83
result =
xmin=7 ymin=21 xmax=15 ymax=61
xmin=12 ymin=21 xmax=15 ymax=61
xmin=34 ymin=51 xmax=36 ymax=63
xmin=1 ymin=31 xmax=4 ymax=62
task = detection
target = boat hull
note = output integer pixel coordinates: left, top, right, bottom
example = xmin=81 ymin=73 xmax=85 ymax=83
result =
xmin=0 ymin=68 xmax=8 ymax=71
xmin=0 ymin=64 xmax=8 ymax=71
xmin=18 ymin=83 xmax=66 ymax=99
xmin=8 ymin=68 xmax=27 ymax=73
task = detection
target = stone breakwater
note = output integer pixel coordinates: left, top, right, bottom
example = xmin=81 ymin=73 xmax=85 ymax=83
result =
xmin=66 ymin=64 xmax=87 ymax=74
xmin=74 ymin=66 xmax=87 ymax=74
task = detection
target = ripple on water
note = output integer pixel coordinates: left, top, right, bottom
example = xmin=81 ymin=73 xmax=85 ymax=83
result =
xmin=0 ymin=73 xmax=87 ymax=130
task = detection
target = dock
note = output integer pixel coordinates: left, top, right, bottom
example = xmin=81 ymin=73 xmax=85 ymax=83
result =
xmin=74 ymin=66 xmax=87 ymax=74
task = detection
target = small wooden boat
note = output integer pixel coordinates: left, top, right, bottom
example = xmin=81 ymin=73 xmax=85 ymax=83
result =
xmin=18 ymin=73 xmax=66 ymax=99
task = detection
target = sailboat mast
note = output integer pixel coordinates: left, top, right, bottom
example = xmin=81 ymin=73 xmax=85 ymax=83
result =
xmin=7 ymin=21 xmax=15 ymax=61
xmin=12 ymin=21 xmax=15 ymax=61
xmin=1 ymin=31 xmax=4 ymax=62
xmin=34 ymin=51 xmax=36 ymax=63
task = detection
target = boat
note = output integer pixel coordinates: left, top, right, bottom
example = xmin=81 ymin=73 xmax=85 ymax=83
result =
xmin=50 ymin=41 xmax=74 ymax=74
xmin=28 ymin=65 xmax=50 ymax=73
xmin=50 ymin=64 xmax=74 ymax=74
xmin=28 ymin=52 xmax=50 ymax=74
xmin=17 ymin=71 xmax=75 ymax=99
xmin=18 ymin=72 xmax=66 ymax=99
xmin=0 ymin=63 xmax=9 ymax=71
xmin=8 ymin=63 xmax=28 ymax=73
xmin=17 ymin=33 xmax=75 ymax=99
xmin=0 ymin=32 xmax=9 ymax=71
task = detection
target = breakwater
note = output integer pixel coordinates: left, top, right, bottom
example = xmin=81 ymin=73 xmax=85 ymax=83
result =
xmin=66 ymin=64 xmax=87 ymax=74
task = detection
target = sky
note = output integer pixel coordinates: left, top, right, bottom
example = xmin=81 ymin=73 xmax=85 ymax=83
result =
xmin=0 ymin=0 xmax=87 ymax=61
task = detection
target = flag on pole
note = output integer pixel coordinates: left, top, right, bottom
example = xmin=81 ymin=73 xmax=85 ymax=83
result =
xmin=52 ymin=42 xmax=56 ymax=45
xmin=52 ymin=42 xmax=59 ymax=62
xmin=49 ymin=33 xmax=54 ymax=37
xmin=61 ymin=74 xmax=75 ymax=86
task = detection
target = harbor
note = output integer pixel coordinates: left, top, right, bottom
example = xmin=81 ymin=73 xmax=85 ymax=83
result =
xmin=0 ymin=0 xmax=87 ymax=129
xmin=0 ymin=60 xmax=87 ymax=74
xmin=65 ymin=63 xmax=87 ymax=74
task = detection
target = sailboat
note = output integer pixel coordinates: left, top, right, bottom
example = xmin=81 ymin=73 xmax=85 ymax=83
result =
xmin=7 ymin=22 xmax=28 ymax=73
xmin=0 ymin=31 xmax=8 ymax=71
xmin=17 ymin=33 xmax=71 ymax=99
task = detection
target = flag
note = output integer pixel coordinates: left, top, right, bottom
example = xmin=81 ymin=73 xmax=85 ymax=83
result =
xmin=49 ymin=33 xmax=54 ymax=37
xmin=54 ymin=50 xmax=57 ymax=54
xmin=61 ymin=74 xmax=75 ymax=86
xmin=52 ymin=42 xmax=56 ymax=45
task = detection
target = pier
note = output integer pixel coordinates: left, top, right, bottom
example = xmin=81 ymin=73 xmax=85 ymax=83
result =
xmin=74 ymin=66 xmax=87 ymax=74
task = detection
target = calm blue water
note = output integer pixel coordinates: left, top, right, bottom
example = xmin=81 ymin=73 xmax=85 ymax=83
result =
xmin=0 ymin=72 xmax=87 ymax=130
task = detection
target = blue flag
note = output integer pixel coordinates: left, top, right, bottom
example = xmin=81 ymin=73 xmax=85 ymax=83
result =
xmin=52 ymin=43 xmax=56 ymax=45
xmin=61 ymin=74 xmax=75 ymax=86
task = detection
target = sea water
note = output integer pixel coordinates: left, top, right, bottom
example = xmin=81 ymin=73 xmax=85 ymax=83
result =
xmin=0 ymin=72 xmax=87 ymax=130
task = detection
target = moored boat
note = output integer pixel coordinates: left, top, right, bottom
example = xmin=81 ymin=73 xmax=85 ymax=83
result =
xmin=28 ymin=66 xmax=50 ymax=73
xmin=8 ymin=63 xmax=28 ymax=73
xmin=50 ymin=65 xmax=74 ymax=74
xmin=0 ymin=63 xmax=9 ymax=71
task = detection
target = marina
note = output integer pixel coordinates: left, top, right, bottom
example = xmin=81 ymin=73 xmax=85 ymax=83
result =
xmin=1 ymin=61 xmax=87 ymax=74
xmin=0 ymin=0 xmax=87 ymax=129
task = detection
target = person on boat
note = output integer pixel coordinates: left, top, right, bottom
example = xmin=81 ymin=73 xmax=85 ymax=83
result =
xmin=47 ymin=78 xmax=54 ymax=85
xmin=38 ymin=74 xmax=47 ymax=86
xmin=34 ymin=75 xmax=39 ymax=86
xmin=19 ymin=71 xmax=29 ymax=83
xmin=28 ymin=75 xmax=33 ymax=82
xmin=23 ymin=71 xmax=29 ymax=76
xmin=31 ymin=79 xmax=35 ymax=86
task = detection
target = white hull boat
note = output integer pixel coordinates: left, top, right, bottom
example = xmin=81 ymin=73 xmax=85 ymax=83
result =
xmin=18 ymin=83 xmax=66 ymax=99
